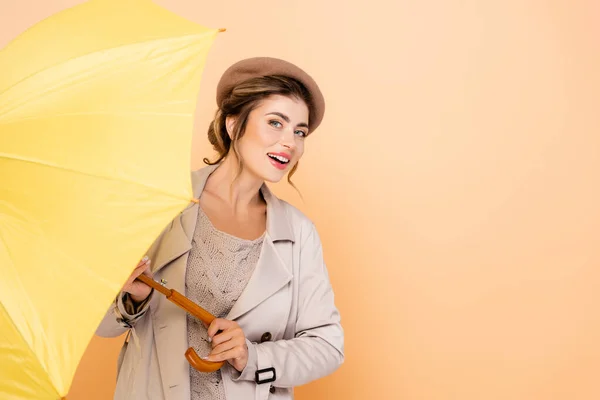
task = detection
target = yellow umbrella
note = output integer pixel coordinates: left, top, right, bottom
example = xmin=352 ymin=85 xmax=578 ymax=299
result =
xmin=0 ymin=0 xmax=223 ymax=398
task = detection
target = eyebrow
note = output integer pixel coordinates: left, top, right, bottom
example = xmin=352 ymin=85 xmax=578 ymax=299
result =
xmin=266 ymin=112 xmax=309 ymax=129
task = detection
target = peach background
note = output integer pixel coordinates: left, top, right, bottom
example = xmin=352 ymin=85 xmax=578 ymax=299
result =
xmin=2 ymin=0 xmax=600 ymax=399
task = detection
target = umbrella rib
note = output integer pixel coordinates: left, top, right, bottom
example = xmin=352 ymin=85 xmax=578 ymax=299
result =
xmin=0 ymin=153 xmax=192 ymax=203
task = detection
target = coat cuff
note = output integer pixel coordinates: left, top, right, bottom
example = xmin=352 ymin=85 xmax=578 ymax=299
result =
xmin=230 ymin=339 xmax=258 ymax=382
xmin=230 ymin=339 xmax=276 ymax=398
xmin=114 ymin=290 xmax=153 ymax=328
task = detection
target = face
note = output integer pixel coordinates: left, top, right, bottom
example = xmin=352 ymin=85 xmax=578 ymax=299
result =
xmin=228 ymin=94 xmax=310 ymax=183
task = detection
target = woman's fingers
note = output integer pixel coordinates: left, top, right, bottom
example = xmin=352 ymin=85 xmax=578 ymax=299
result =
xmin=204 ymin=345 xmax=246 ymax=363
xmin=203 ymin=318 xmax=248 ymax=366
xmin=124 ymin=257 xmax=151 ymax=288
xmin=210 ymin=327 xmax=235 ymax=346
xmin=207 ymin=318 xmax=235 ymax=339
xmin=210 ymin=333 xmax=245 ymax=355
xmin=134 ymin=257 xmax=151 ymax=274
xmin=136 ymin=256 xmax=149 ymax=267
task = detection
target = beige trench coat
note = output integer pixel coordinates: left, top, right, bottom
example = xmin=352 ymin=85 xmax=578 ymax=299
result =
xmin=96 ymin=164 xmax=344 ymax=400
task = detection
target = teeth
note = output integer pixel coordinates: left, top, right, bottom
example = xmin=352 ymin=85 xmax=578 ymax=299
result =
xmin=268 ymin=154 xmax=289 ymax=163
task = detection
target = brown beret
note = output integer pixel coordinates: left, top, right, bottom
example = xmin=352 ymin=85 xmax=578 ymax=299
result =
xmin=216 ymin=57 xmax=325 ymax=132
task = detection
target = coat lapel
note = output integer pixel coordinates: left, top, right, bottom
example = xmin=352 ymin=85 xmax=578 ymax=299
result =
xmin=226 ymin=182 xmax=295 ymax=320
xmin=149 ymin=206 xmax=198 ymax=400
xmin=151 ymin=166 xmax=213 ymax=276
xmin=150 ymin=213 xmax=192 ymax=277
xmin=150 ymin=169 xmax=210 ymax=400
xmin=226 ymin=237 xmax=292 ymax=321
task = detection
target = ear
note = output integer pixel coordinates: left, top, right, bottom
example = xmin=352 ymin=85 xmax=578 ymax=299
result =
xmin=225 ymin=115 xmax=237 ymax=140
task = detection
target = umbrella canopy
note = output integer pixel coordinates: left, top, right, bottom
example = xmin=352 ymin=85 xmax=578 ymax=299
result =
xmin=0 ymin=0 xmax=223 ymax=398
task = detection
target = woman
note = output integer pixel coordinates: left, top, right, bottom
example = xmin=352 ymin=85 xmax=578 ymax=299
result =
xmin=96 ymin=57 xmax=344 ymax=400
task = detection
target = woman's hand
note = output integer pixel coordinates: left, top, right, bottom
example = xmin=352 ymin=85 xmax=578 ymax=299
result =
xmin=122 ymin=256 xmax=153 ymax=303
xmin=203 ymin=318 xmax=249 ymax=372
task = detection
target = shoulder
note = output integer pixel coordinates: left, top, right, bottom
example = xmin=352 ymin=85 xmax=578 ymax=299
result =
xmin=279 ymin=198 xmax=312 ymax=225
xmin=190 ymin=164 xmax=216 ymax=192
xmin=272 ymin=195 xmax=321 ymax=245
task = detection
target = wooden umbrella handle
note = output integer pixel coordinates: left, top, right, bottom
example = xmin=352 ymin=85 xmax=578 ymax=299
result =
xmin=135 ymin=274 xmax=225 ymax=372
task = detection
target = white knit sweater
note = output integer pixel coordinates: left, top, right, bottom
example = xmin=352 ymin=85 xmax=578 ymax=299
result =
xmin=185 ymin=207 xmax=265 ymax=400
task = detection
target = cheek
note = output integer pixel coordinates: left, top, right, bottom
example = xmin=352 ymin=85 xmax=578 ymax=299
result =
xmin=294 ymin=141 xmax=305 ymax=160
xmin=237 ymin=130 xmax=267 ymax=156
xmin=245 ymin=129 xmax=273 ymax=152
xmin=256 ymin=128 xmax=277 ymax=146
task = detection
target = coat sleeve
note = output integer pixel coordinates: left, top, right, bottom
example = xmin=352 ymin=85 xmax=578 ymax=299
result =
xmin=232 ymin=222 xmax=345 ymax=387
xmin=95 ymin=290 xmax=154 ymax=337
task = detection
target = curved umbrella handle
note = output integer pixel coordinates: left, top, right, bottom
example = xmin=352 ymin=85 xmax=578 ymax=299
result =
xmin=135 ymin=274 xmax=226 ymax=372
xmin=185 ymin=347 xmax=224 ymax=372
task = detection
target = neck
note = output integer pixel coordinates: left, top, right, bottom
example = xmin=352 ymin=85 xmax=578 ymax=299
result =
xmin=205 ymin=155 xmax=265 ymax=212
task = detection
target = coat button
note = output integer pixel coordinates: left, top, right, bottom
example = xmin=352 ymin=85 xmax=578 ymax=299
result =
xmin=260 ymin=332 xmax=272 ymax=343
xmin=270 ymin=386 xmax=275 ymax=393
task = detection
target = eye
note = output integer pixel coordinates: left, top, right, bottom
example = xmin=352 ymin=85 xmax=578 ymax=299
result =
xmin=295 ymin=130 xmax=307 ymax=138
xmin=269 ymin=120 xmax=282 ymax=128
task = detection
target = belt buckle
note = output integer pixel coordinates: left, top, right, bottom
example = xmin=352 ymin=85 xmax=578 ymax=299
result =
xmin=255 ymin=367 xmax=276 ymax=384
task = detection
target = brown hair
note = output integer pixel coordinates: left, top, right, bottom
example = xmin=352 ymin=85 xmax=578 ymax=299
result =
xmin=203 ymin=75 xmax=313 ymax=188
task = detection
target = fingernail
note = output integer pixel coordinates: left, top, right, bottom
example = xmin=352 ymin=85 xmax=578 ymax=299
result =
xmin=208 ymin=337 xmax=212 ymax=343
xmin=142 ymin=256 xmax=149 ymax=262
xmin=201 ymin=356 xmax=209 ymax=360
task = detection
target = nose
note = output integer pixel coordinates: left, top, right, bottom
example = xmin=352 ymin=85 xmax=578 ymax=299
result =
xmin=279 ymin=128 xmax=296 ymax=149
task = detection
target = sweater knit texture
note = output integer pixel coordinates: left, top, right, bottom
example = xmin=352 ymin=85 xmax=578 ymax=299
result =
xmin=186 ymin=207 xmax=265 ymax=400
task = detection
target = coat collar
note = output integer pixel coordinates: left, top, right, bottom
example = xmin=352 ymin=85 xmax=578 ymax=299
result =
xmin=190 ymin=163 xmax=294 ymax=243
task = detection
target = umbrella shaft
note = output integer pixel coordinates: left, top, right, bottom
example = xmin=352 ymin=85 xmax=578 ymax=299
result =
xmin=136 ymin=274 xmax=170 ymax=296
xmin=135 ymin=274 xmax=215 ymax=325
xmin=169 ymin=291 xmax=216 ymax=325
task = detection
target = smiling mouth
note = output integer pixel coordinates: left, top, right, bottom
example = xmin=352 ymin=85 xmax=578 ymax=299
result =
xmin=267 ymin=153 xmax=290 ymax=165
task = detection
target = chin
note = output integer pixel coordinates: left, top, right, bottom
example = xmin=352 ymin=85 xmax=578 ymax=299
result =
xmin=259 ymin=161 xmax=294 ymax=183
xmin=262 ymin=172 xmax=286 ymax=184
